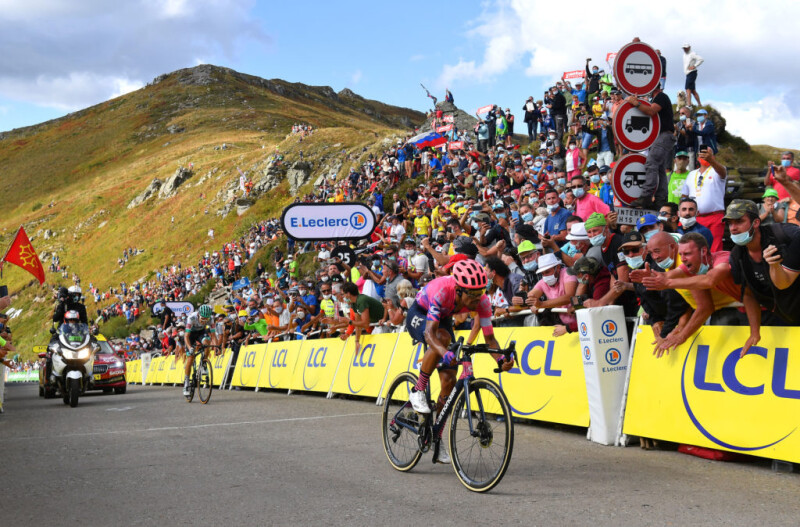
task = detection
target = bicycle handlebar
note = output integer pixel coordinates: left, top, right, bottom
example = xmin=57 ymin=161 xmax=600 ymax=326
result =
xmin=449 ymin=337 xmax=516 ymax=373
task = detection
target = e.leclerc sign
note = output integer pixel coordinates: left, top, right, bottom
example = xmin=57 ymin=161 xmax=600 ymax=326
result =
xmin=281 ymin=202 xmax=376 ymax=241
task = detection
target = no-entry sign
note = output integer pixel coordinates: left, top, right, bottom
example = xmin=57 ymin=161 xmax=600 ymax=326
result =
xmin=613 ymin=41 xmax=662 ymax=96
xmin=611 ymin=154 xmax=648 ymax=206
xmin=613 ymin=100 xmax=660 ymax=152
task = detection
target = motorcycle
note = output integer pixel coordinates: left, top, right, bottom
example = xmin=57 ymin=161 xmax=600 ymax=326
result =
xmin=46 ymin=322 xmax=98 ymax=407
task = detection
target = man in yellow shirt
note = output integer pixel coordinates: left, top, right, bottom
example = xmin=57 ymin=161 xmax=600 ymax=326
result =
xmin=413 ymin=209 xmax=432 ymax=240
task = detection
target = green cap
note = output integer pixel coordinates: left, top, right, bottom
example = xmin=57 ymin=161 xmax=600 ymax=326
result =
xmin=584 ymin=212 xmax=607 ymax=230
xmin=723 ymin=199 xmax=759 ymax=221
xmin=675 ymin=151 xmax=689 ymax=158
xmin=763 ymin=188 xmax=779 ymax=199
xmin=516 ymin=240 xmax=538 ymax=254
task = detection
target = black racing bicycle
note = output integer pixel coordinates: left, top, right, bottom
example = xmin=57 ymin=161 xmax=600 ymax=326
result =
xmin=185 ymin=344 xmax=217 ymax=404
xmin=382 ymin=337 xmax=516 ymax=492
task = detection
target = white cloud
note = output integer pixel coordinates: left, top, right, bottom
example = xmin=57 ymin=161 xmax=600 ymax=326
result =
xmin=711 ymin=93 xmax=800 ymax=149
xmin=436 ymin=0 xmax=800 ymax=146
xmin=0 ymin=1 xmax=268 ymax=112
xmin=351 ymin=70 xmax=363 ymax=85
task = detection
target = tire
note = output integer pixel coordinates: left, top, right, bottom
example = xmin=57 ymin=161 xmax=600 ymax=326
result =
xmin=198 ymin=359 xmax=213 ymax=404
xmin=381 ymin=372 xmax=423 ymax=472
xmin=449 ymin=378 xmax=514 ymax=492
xmin=103 ymin=388 xmax=112 ymax=394
xmin=69 ymin=378 xmax=81 ymax=408
xmin=627 ymin=127 xmax=633 ymax=134
xmin=114 ymin=386 xmax=127 ymax=395
xmin=44 ymin=386 xmax=56 ymax=399
xmin=39 ymin=385 xmax=44 ymax=397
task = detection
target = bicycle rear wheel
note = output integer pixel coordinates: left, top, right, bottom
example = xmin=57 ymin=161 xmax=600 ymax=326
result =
xmin=198 ymin=358 xmax=213 ymax=404
xmin=382 ymin=372 xmax=423 ymax=472
xmin=449 ymin=378 xmax=514 ymax=492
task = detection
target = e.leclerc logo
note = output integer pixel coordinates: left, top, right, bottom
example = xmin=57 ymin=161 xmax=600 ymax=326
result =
xmin=606 ymin=348 xmax=621 ymax=366
xmin=349 ymin=212 xmax=367 ymax=229
xmin=601 ymin=320 xmax=617 ymax=337
xmin=680 ymin=335 xmax=797 ymax=451
xmin=579 ymin=322 xmax=588 ymax=337
xmin=583 ymin=346 xmax=591 ymax=361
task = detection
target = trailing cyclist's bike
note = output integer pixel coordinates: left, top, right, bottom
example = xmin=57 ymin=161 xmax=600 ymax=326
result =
xmin=382 ymin=337 xmax=516 ymax=492
xmin=185 ymin=344 xmax=216 ymax=404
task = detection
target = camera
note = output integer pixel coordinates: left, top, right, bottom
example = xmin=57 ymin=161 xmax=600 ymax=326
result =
xmin=571 ymin=295 xmax=589 ymax=309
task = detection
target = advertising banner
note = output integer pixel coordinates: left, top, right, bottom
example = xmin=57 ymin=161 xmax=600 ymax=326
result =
xmin=209 ymin=349 xmax=233 ymax=387
xmin=463 ymin=329 xmax=590 ymax=426
xmin=623 ymin=326 xmax=800 ymax=463
xmin=231 ymin=344 xmax=268 ymax=388
xmin=578 ymin=306 xmax=630 ymax=445
xmin=281 ymin=202 xmax=376 ymax=241
xmin=289 ymin=339 xmax=346 ymax=395
xmin=146 ymin=356 xmax=163 ymax=384
xmin=126 ymin=359 xmax=141 ymax=384
xmin=332 ymin=333 xmax=400 ymax=399
xmin=163 ymin=355 xmax=180 ymax=384
xmin=381 ymin=332 xmax=442 ymax=403
xmin=258 ymin=340 xmax=304 ymax=391
xmin=153 ymin=302 xmax=194 ymax=316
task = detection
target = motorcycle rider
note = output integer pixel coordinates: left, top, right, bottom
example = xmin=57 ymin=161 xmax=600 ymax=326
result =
xmin=52 ymin=286 xmax=88 ymax=326
xmin=46 ymin=286 xmax=89 ymax=384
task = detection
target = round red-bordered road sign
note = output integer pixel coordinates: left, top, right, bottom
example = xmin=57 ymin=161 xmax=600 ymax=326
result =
xmin=613 ymin=100 xmax=660 ymax=152
xmin=613 ymin=41 xmax=662 ymax=96
xmin=611 ymin=153 xmax=648 ymax=206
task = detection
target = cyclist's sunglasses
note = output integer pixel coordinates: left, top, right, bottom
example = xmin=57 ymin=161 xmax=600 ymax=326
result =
xmin=458 ymin=287 xmax=484 ymax=299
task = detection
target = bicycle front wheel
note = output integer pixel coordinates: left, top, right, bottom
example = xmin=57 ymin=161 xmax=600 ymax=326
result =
xmin=198 ymin=358 xmax=213 ymax=404
xmin=449 ymin=378 xmax=514 ymax=492
xmin=382 ymin=372 xmax=423 ymax=472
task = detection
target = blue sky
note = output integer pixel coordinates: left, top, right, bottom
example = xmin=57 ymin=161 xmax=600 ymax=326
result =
xmin=2 ymin=1 xmax=799 ymax=150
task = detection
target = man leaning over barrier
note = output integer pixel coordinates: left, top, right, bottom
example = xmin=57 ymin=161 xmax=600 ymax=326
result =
xmin=725 ymin=199 xmax=800 ymax=327
xmin=636 ymin=232 xmax=763 ymax=357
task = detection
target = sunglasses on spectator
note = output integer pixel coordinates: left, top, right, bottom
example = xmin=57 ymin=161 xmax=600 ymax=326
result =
xmin=621 ymin=246 xmax=643 ymax=255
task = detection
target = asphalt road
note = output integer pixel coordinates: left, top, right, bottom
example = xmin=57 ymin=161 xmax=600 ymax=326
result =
xmin=1 ymin=382 xmax=799 ymax=526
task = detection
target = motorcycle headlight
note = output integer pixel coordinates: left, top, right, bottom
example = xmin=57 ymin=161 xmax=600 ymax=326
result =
xmin=77 ymin=348 xmax=90 ymax=360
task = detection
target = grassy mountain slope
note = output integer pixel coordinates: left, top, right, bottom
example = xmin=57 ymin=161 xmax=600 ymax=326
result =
xmin=0 ymin=65 xmax=422 ymax=357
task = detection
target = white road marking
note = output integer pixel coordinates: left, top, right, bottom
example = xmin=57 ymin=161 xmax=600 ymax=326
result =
xmin=105 ymin=407 xmax=133 ymax=412
xmin=3 ymin=412 xmax=380 ymax=441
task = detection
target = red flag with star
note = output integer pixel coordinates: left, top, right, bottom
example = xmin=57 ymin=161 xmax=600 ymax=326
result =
xmin=3 ymin=226 xmax=45 ymax=284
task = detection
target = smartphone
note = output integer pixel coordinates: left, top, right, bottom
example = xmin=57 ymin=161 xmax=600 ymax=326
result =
xmin=472 ymin=204 xmax=482 ymax=211
xmin=0 ymin=285 xmax=7 ymax=297
xmin=511 ymin=211 xmax=520 ymax=221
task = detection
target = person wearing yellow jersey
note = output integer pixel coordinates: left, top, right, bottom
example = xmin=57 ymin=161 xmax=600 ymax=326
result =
xmin=413 ymin=209 xmax=431 ymax=240
xmin=591 ymin=97 xmax=603 ymax=118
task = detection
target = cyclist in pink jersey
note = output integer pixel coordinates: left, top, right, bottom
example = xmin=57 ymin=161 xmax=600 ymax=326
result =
xmin=405 ymin=259 xmax=514 ymax=463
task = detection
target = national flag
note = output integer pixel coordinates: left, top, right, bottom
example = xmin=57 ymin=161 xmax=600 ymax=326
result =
xmin=2 ymin=226 xmax=45 ymax=284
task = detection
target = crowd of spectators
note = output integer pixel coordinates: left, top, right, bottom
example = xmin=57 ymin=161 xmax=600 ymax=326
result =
xmin=41 ymin=42 xmax=800 ymax=364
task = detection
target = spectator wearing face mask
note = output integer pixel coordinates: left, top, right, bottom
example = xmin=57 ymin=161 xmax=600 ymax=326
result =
xmin=542 ymin=189 xmax=570 ymax=242
xmin=522 ymin=96 xmax=537 ymax=142
xmin=668 ymin=151 xmax=692 ymax=204
xmin=680 ymin=146 xmax=727 ymax=251
xmin=759 ymin=188 xmax=785 ymax=225
xmin=675 ymin=108 xmax=697 ymax=169
xmin=693 ymin=109 xmax=717 ymax=154
xmin=568 ymin=174 xmax=610 ymax=221
xmin=764 ymin=152 xmax=800 ymax=202
xmin=677 ymin=198 xmax=712 ymax=246
xmin=526 ymin=253 xmax=577 ymax=336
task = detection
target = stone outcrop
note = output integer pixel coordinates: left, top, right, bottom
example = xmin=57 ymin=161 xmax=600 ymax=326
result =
xmin=127 ymin=178 xmax=162 ymax=209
